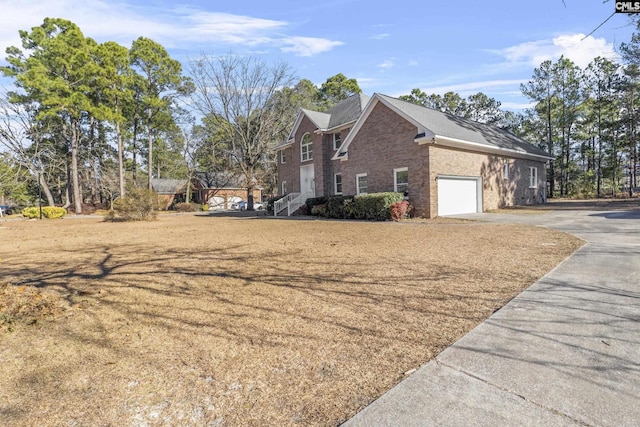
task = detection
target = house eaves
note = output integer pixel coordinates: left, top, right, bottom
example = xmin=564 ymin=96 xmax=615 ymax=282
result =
xmin=275 ymin=108 xmax=331 ymax=151
xmin=416 ymin=134 xmax=554 ymax=162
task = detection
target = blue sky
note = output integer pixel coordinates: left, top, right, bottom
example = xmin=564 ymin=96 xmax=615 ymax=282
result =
xmin=0 ymin=0 xmax=636 ymax=111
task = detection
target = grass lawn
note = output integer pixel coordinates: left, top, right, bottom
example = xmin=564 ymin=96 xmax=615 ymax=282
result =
xmin=0 ymin=214 xmax=582 ymax=426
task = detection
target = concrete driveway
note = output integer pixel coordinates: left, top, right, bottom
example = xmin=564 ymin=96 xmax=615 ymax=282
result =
xmin=343 ymin=206 xmax=640 ymax=426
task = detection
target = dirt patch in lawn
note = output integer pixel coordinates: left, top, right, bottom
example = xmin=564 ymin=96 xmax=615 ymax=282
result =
xmin=0 ymin=215 xmax=582 ymax=426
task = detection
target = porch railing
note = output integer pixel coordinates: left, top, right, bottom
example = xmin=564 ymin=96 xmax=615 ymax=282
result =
xmin=273 ymin=191 xmax=314 ymax=216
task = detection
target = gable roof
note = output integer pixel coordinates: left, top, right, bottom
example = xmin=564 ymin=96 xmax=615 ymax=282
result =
xmin=151 ymin=179 xmax=188 ymax=195
xmin=326 ymin=93 xmax=370 ymax=130
xmin=334 ymin=93 xmax=553 ymax=161
xmin=275 ymin=93 xmax=371 ymax=150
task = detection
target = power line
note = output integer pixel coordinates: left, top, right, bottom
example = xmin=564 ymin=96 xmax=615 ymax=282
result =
xmin=582 ymin=12 xmax=616 ymax=41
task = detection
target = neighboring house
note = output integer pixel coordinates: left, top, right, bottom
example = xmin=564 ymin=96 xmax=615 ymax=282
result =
xmin=151 ymin=174 xmax=263 ymax=210
xmin=192 ymin=172 xmax=262 ymax=210
xmin=274 ymin=93 xmax=553 ymax=218
xmin=151 ymin=178 xmax=188 ymax=210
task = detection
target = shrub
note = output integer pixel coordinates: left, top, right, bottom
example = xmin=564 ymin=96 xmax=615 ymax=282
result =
xmin=22 ymin=206 xmax=66 ymax=219
xmin=175 ymin=202 xmax=194 ymax=212
xmin=311 ymin=203 xmax=328 ymax=216
xmin=325 ymin=195 xmax=355 ymax=219
xmin=351 ymin=192 xmax=405 ymax=221
xmin=42 ymin=206 xmax=67 ymax=219
xmin=21 ymin=207 xmax=38 ymax=219
xmin=390 ymin=200 xmax=413 ymax=221
xmin=105 ymin=188 xmax=159 ymax=222
xmin=305 ymin=196 xmax=328 ymax=214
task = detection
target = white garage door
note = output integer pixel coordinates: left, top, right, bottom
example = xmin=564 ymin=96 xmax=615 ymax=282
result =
xmin=437 ymin=177 xmax=480 ymax=216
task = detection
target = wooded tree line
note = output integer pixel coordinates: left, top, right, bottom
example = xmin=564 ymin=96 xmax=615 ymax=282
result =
xmin=400 ymin=51 xmax=640 ymax=198
xmin=2 ymin=17 xmax=640 ymax=211
xmin=0 ymin=18 xmax=355 ymax=212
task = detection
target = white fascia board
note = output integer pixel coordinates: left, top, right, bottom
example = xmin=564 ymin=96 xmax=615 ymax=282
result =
xmin=287 ymin=110 xmax=305 ymax=141
xmin=274 ymin=140 xmax=293 ymax=151
xmin=434 ymin=135 xmax=553 ymax=161
xmin=331 ymin=98 xmax=379 ymax=160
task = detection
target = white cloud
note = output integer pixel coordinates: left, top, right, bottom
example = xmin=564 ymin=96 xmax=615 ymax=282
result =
xmin=371 ymin=33 xmax=390 ymax=40
xmin=420 ymin=79 xmax=526 ymax=95
xmin=408 ymin=60 xmax=419 ymax=66
xmin=494 ymin=34 xmax=618 ymax=69
xmin=280 ymin=37 xmax=343 ymax=57
xmin=377 ymin=59 xmax=394 ymax=70
xmin=0 ymin=0 xmax=343 ymax=58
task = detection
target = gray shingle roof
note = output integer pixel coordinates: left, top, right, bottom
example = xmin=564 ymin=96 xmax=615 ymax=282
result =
xmin=151 ymin=179 xmax=188 ymax=195
xmin=377 ymin=94 xmax=550 ymax=158
xmin=300 ymin=109 xmax=330 ymax=130
xmin=326 ymin=93 xmax=371 ymax=129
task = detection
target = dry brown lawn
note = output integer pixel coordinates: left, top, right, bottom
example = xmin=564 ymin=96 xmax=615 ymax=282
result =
xmin=0 ymin=214 xmax=582 ymax=426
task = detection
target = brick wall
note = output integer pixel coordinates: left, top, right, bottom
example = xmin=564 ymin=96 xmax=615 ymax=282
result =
xmin=427 ymin=145 xmax=547 ymax=217
xmin=277 ymin=116 xmax=319 ymax=196
xmin=340 ymin=102 xmax=431 ymax=215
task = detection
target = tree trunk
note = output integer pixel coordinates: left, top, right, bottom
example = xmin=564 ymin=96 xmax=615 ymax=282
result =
xmin=70 ymin=118 xmax=82 ymax=214
xmin=547 ymin=98 xmax=555 ymax=198
xmin=116 ymin=119 xmax=125 ymax=197
xmin=147 ymin=109 xmax=153 ymax=190
xmin=40 ymin=173 xmax=55 ymax=206
xmin=132 ymin=119 xmax=139 ymax=186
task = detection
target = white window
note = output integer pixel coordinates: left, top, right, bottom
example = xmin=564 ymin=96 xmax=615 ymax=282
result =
xmin=280 ymin=150 xmax=286 ymax=164
xmin=334 ymin=173 xmax=343 ymax=195
xmin=333 ymin=132 xmax=342 ymax=150
xmin=281 ymin=180 xmax=287 ymax=195
xmin=301 ymin=133 xmax=313 ymax=162
xmin=356 ymin=173 xmax=368 ymax=194
xmin=503 ymin=162 xmax=509 ymax=180
xmin=394 ymin=167 xmax=408 ymax=194
xmin=529 ymin=167 xmax=538 ymax=188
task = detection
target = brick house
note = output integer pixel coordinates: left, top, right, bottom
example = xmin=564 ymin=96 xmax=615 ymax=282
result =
xmin=152 ymin=174 xmax=262 ymax=210
xmin=274 ymin=93 xmax=552 ymax=218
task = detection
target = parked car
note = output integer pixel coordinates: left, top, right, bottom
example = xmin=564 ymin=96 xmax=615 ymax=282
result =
xmin=0 ymin=205 xmax=11 ymax=216
xmin=231 ymin=201 xmax=264 ymax=211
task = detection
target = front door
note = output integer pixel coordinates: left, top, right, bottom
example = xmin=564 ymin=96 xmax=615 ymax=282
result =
xmin=300 ymin=164 xmax=315 ymax=196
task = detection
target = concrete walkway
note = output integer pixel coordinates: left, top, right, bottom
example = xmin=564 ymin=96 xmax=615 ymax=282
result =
xmin=343 ymin=208 xmax=640 ymax=426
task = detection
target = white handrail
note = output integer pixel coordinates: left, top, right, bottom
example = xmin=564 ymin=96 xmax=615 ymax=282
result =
xmin=287 ymin=191 xmax=314 ymax=216
xmin=274 ymin=193 xmax=299 ymax=216
xmin=273 ymin=191 xmax=314 ymax=216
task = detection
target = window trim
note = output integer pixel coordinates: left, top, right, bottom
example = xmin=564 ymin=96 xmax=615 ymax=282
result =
xmin=393 ymin=167 xmax=409 ymax=194
xmin=356 ymin=173 xmax=368 ymax=195
xmin=333 ymin=132 xmax=342 ymax=151
xmin=281 ymin=180 xmax=287 ymax=195
xmin=503 ymin=162 xmax=509 ymax=180
xmin=280 ymin=150 xmax=286 ymax=164
xmin=300 ymin=133 xmax=313 ymax=162
xmin=529 ymin=166 xmax=538 ymax=188
xmin=334 ymin=173 xmax=343 ymax=195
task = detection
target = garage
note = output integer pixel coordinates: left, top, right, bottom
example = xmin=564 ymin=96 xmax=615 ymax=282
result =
xmin=437 ymin=176 xmax=481 ymax=216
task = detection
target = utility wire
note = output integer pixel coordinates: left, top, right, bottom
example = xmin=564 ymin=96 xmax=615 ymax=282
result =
xmin=582 ymin=12 xmax=616 ymax=40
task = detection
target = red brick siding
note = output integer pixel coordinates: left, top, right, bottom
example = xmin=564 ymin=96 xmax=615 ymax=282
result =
xmin=340 ymin=102 xmax=430 ymax=215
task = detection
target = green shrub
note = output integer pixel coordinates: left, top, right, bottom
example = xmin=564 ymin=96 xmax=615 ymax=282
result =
xmin=325 ymin=195 xmax=355 ymax=219
xmin=305 ymin=196 xmax=328 ymax=214
xmin=22 ymin=206 xmax=66 ymax=219
xmin=105 ymin=188 xmax=159 ymax=222
xmin=352 ymin=192 xmax=405 ymax=221
xmin=311 ymin=203 xmax=328 ymax=216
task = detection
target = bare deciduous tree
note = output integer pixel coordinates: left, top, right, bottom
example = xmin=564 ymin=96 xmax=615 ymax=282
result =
xmin=188 ymin=54 xmax=296 ymax=209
